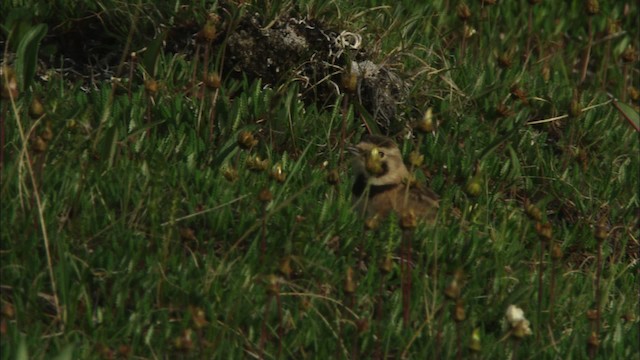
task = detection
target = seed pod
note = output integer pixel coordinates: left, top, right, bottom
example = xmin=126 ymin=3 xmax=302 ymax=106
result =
xmin=380 ymin=253 xmax=394 ymax=274
xmin=204 ymin=73 xmax=221 ymax=89
xmin=40 ymin=122 xmax=53 ymax=141
xmin=326 ymin=169 xmax=340 ymax=186
xmin=246 ymin=156 xmax=269 ymax=172
xmin=190 ymin=306 xmax=208 ymax=329
xmin=496 ymin=103 xmax=515 ymax=117
xmin=586 ymin=308 xmax=599 ymax=321
xmin=524 ymin=199 xmax=542 ymax=221
xmin=585 ymin=0 xmax=600 ymax=15
xmin=594 ymin=220 xmax=609 ymax=242
xmin=628 ymin=86 xmax=639 ymax=101
xmin=606 ymin=19 xmax=621 ymax=36
xmin=465 ymin=177 xmax=482 ymax=197
xmin=587 ymin=332 xmax=600 ymax=349
xmin=258 ymin=188 xmax=273 ymax=203
xmin=0 ymin=66 xmax=19 ymax=100
xmin=512 ymin=320 xmax=532 ymax=338
xmin=32 ymin=136 xmax=47 ymax=153
xmin=222 ymin=166 xmax=239 ymax=182
xmin=621 ymin=45 xmax=637 ymax=63
xmin=541 ymin=63 xmax=551 ymax=83
xmin=270 ymin=164 xmax=287 ymax=183
xmin=496 ymin=52 xmax=512 ymax=69
xmin=569 ymin=89 xmax=582 ymax=118
xmin=356 ymin=318 xmax=369 ymax=333
xmin=444 ymin=278 xmax=461 ymax=300
xmin=144 ymin=79 xmax=159 ymax=95
xmin=341 ymin=69 xmax=358 ymax=94
xmin=408 ymin=151 xmax=424 ymax=167
xmin=453 ymin=300 xmax=466 ymax=322
xmin=344 ymin=266 xmax=356 ymax=294
xmin=201 ymin=20 xmax=217 ymax=41
xmin=29 ymin=98 xmax=45 ymax=119
xmin=469 ymin=328 xmax=482 ymax=352
xmin=415 ymin=108 xmax=435 ymax=133
xmin=237 ymin=131 xmax=258 ymax=150
xmin=400 ymin=209 xmax=417 ymax=230
xmin=279 ymin=256 xmax=292 ymax=277
xmin=551 ymin=243 xmax=563 ymax=260
xmin=266 ymin=274 xmax=280 ymax=295
xmin=457 ymin=3 xmax=472 ymax=21
xmin=535 ymin=222 xmax=552 ymax=242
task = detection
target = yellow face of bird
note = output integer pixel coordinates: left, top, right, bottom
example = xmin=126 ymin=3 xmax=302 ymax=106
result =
xmin=349 ymin=135 xmax=410 ymax=186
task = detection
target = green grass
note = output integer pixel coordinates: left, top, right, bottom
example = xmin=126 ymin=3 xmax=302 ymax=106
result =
xmin=1 ymin=0 xmax=638 ymax=358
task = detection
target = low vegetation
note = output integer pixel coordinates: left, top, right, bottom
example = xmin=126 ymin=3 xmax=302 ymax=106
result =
xmin=1 ymin=0 xmax=638 ymax=358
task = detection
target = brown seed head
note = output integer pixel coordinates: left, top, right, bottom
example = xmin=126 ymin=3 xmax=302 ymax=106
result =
xmin=32 ymin=136 xmax=47 ymax=153
xmin=266 ymin=274 xmax=280 ymax=294
xmin=551 ymin=243 xmax=563 ymax=260
xmin=344 ymin=266 xmax=356 ymax=294
xmin=444 ymin=278 xmax=461 ymax=300
xmin=594 ymin=220 xmax=609 ymax=242
xmin=204 ymin=73 xmax=221 ymax=89
xmin=457 ymin=3 xmax=472 ymax=21
xmin=628 ymin=86 xmax=640 ymax=101
xmin=587 ymin=332 xmax=600 ymax=349
xmin=365 ymin=214 xmax=381 ymax=231
xmin=29 ymin=98 xmax=45 ymax=119
xmin=222 ymin=166 xmax=239 ymax=182
xmin=415 ymin=107 xmax=435 ymax=133
xmin=400 ymin=209 xmax=418 ymax=230
xmin=497 ymin=52 xmax=512 ymax=69
xmin=201 ymin=19 xmax=217 ymax=41
xmin=408 ymin=151 xmax=424 ymax=167
xmin=380 ymin=253 xmax=394 ymax=274
xmin=606 ymin=18 xmax=621 ymax=35
xmin=541 ymin=63 xmax=551 ymax=83
xmin=1 ymin=66 xmax=19 ymax=100
xmin=237 ymin=131 xmax=258 ymax=150
xmin=496 ymin=103 xmax=515 ymax=117
xmin=621 ymin=45 xmax=638 ymax=63
xmin=454 ymin=299 xmax=466 ymax=322
xmin=341 ymin=70 xmax=358 ymax=94
xmin=270 ymin=164 xmax=287 ymax=183
xmin=535 ymin=222 xmax=552 ymax=242
xmin=279 ymin=256 xmax=292 ymax=277
xmin=327 ymin=169 xmax=340 ymax=186
xmin=41 ymin=123 xmax=53 ymax=141
xmin=524 ymin=199 xmax=542 ymax=221
xmin=190 ymin=306 xmax=208 ymax=329
xmin=258 ymin=188 xmax=273 ymax=203
xmin=586 ymin=308 xmax=599 ymax=321
xmin=510 ymin=85 xmax=528 ymax=104
xmin=469 ymin=328 xmax=482 ymax=352
xmin=246 ymin=155 xmax=269 ymax=172
xmin=585 ymin=0 xmax=600 ymax=15
xmin=144 ymin=79 xmax=159 ymax=95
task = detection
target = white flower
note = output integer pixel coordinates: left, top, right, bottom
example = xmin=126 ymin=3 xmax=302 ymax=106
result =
xmin=505 ymin=305 xmax=533 ymax=338
xmin=506 ymin=305 xmax=525 ymax=326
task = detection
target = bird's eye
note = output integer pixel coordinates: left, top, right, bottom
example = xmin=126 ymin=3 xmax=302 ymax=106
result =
xmin=378 ymin=151 xmax=385 ymax=158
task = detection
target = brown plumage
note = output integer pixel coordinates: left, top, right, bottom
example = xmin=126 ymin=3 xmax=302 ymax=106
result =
xmin=348 ymin=134 xmax=439 ymax=223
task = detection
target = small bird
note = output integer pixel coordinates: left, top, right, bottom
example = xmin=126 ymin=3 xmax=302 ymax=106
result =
xmin=348 ymin=134 xmax=439 ymax=223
